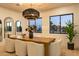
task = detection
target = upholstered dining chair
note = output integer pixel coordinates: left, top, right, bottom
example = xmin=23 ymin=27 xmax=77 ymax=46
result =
xmin=49 ymin=39 xmax=62 ymax=56
xmin=27 ymin=39 xmax=62 ymax=56
xmin=5 ymin=38 xmax=15 ymax=52
xmin=15 ymin=39 xmax=27 ymax=56
xmin=27 ymin=42 xmax=44 ymax=56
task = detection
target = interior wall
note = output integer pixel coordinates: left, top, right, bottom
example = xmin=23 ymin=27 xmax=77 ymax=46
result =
xmin=39 ymin=4 xmax=79 ymax=49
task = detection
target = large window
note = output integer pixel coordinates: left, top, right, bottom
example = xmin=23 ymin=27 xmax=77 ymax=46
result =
xmin=16 ymin=20 xmax=22 ymax=32
xmin=49 ymin=13 xmax=73 ymax=34
xmin=28 ymin=18 xmax=42 ymax=33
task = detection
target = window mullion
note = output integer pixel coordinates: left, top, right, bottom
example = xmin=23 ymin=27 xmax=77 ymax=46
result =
xmin=35 ymin=19 xmax=36 ymax=32
xmin=60 ymin=16 xmax=61 ymax=34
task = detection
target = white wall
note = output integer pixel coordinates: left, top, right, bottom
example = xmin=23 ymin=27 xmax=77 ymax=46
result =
xmin=0 ymin=7 xmax=29 ymax=46
xmin=0 ymin=7 xmax=22 ymax=45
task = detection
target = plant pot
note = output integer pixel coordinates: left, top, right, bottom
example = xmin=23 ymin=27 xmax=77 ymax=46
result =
xmin=67 ymin=42 xmax=74 ymax=50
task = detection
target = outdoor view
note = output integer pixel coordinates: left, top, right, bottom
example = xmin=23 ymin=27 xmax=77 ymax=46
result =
xmin=50 ymin=14 xmax=73 ymax=34
xmin=61 ymin=14 xmax=72 ymax=33
xmin=50 ymin=16 xmax=60 ymax=34
xmin=29 ymin=18 xmax=42 ymax=33
xmin=6 ymin=22 xmax=12 ymax=31
xmin=16 ymin=21 xmax=22 ymax=32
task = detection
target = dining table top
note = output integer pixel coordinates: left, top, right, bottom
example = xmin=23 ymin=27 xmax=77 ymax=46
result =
xmin=9 ymin=35 xmax=55 ymax=44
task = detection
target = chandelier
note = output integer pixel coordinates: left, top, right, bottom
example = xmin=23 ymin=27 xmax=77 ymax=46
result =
xmin=22 ymin=4 xmax=40 ymax=20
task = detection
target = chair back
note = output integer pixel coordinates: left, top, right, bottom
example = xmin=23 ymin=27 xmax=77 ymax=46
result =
xmin=49 ymin=39 xmax=62 ymax=56
xmin=27 ymin=42 xmax=44 ymax=56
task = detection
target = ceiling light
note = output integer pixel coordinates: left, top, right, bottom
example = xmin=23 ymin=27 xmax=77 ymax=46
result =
xmin=22 ymin=4 xmax=40 ymax=20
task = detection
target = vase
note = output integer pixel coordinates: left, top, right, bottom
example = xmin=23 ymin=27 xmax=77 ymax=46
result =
xmin=29 ymin=31 xmax=33 ymax=39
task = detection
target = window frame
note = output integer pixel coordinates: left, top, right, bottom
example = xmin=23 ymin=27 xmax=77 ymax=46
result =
xmin=28 ymin=17 xmax=42 ymax=33
xmin=49 ymin=13 xmax=74 ymax=34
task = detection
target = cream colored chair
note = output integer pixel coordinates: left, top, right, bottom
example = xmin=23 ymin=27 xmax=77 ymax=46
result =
xmin=49 ymin=39 xmax=62 ymax=56
xmin=5 ymin=38 xmax=15 ymax=52
xmin=27 ymin=39 xmax=62 ymax=56
xmin=27 ymin=42 xmax=44 ymax=56
xmin=15 ymin=40 xmax=27 ymax=56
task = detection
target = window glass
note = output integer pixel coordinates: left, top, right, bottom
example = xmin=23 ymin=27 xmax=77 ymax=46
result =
xmin=6 ymin=22 xmax=9 ymax=26
xmin=6 ymin=22 xmax=12 ymax=31
xmin=49 ymin=14 xmax=73 ymax=34
xmin=29 ymin=20 xmax=36 ymax=27
xmin=9 ymin=22 xmax=12 ymax=26
xmin=36 ymin=18 xmax=42 ymax=33
xmin=61 ymin=15 xmax=72 ymax=33
xmin=29 ymin=18 xmax=42 ymax=33
xmin=50 ymin=16 xmax=60 ymax=34
xmin=17 ymin=21 xmax=21 ymax=27
xmin=16 ymin=21 xmax=22 ymax=32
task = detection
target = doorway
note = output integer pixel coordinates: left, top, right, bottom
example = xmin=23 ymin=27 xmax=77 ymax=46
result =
xmin=0 ymin=20 xmax=2 ymax=41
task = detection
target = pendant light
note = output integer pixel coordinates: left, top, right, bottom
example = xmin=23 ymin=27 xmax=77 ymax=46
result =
xmin=22 ymin=4 xmax=40 ymax=20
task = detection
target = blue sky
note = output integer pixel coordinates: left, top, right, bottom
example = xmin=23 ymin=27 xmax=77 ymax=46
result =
xmin=61 ymin=15 xmax=72 ymax=26
xmin=29 ymin=20 xmax=35 ymax=26
xmin=51 ymin=16 xmax=60 ymax=25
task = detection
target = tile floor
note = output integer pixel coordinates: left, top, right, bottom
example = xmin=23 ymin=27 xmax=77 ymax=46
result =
xmin=62 ymin=48 xmax=79 ymax=56
xmin=0 ymin=46 xmax=79 ymax=56
xmin=0 ymin=46 xmax=15 ymax=56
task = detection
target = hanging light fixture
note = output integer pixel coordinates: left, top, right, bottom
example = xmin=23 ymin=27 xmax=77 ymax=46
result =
xmin=22 ymin=4 xmax=40 ymax=20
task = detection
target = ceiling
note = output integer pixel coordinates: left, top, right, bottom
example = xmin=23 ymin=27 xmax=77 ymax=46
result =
xmin=0 ymin=3 xmax=77 ymax=12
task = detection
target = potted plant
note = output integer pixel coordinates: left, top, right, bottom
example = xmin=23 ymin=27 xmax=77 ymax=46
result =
xmin=65 ymin=21 xmax=76 ymax=50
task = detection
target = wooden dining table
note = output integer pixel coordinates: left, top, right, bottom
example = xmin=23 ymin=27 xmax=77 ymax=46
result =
xmin=9 ymin=35 xmax=55 ymax=56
